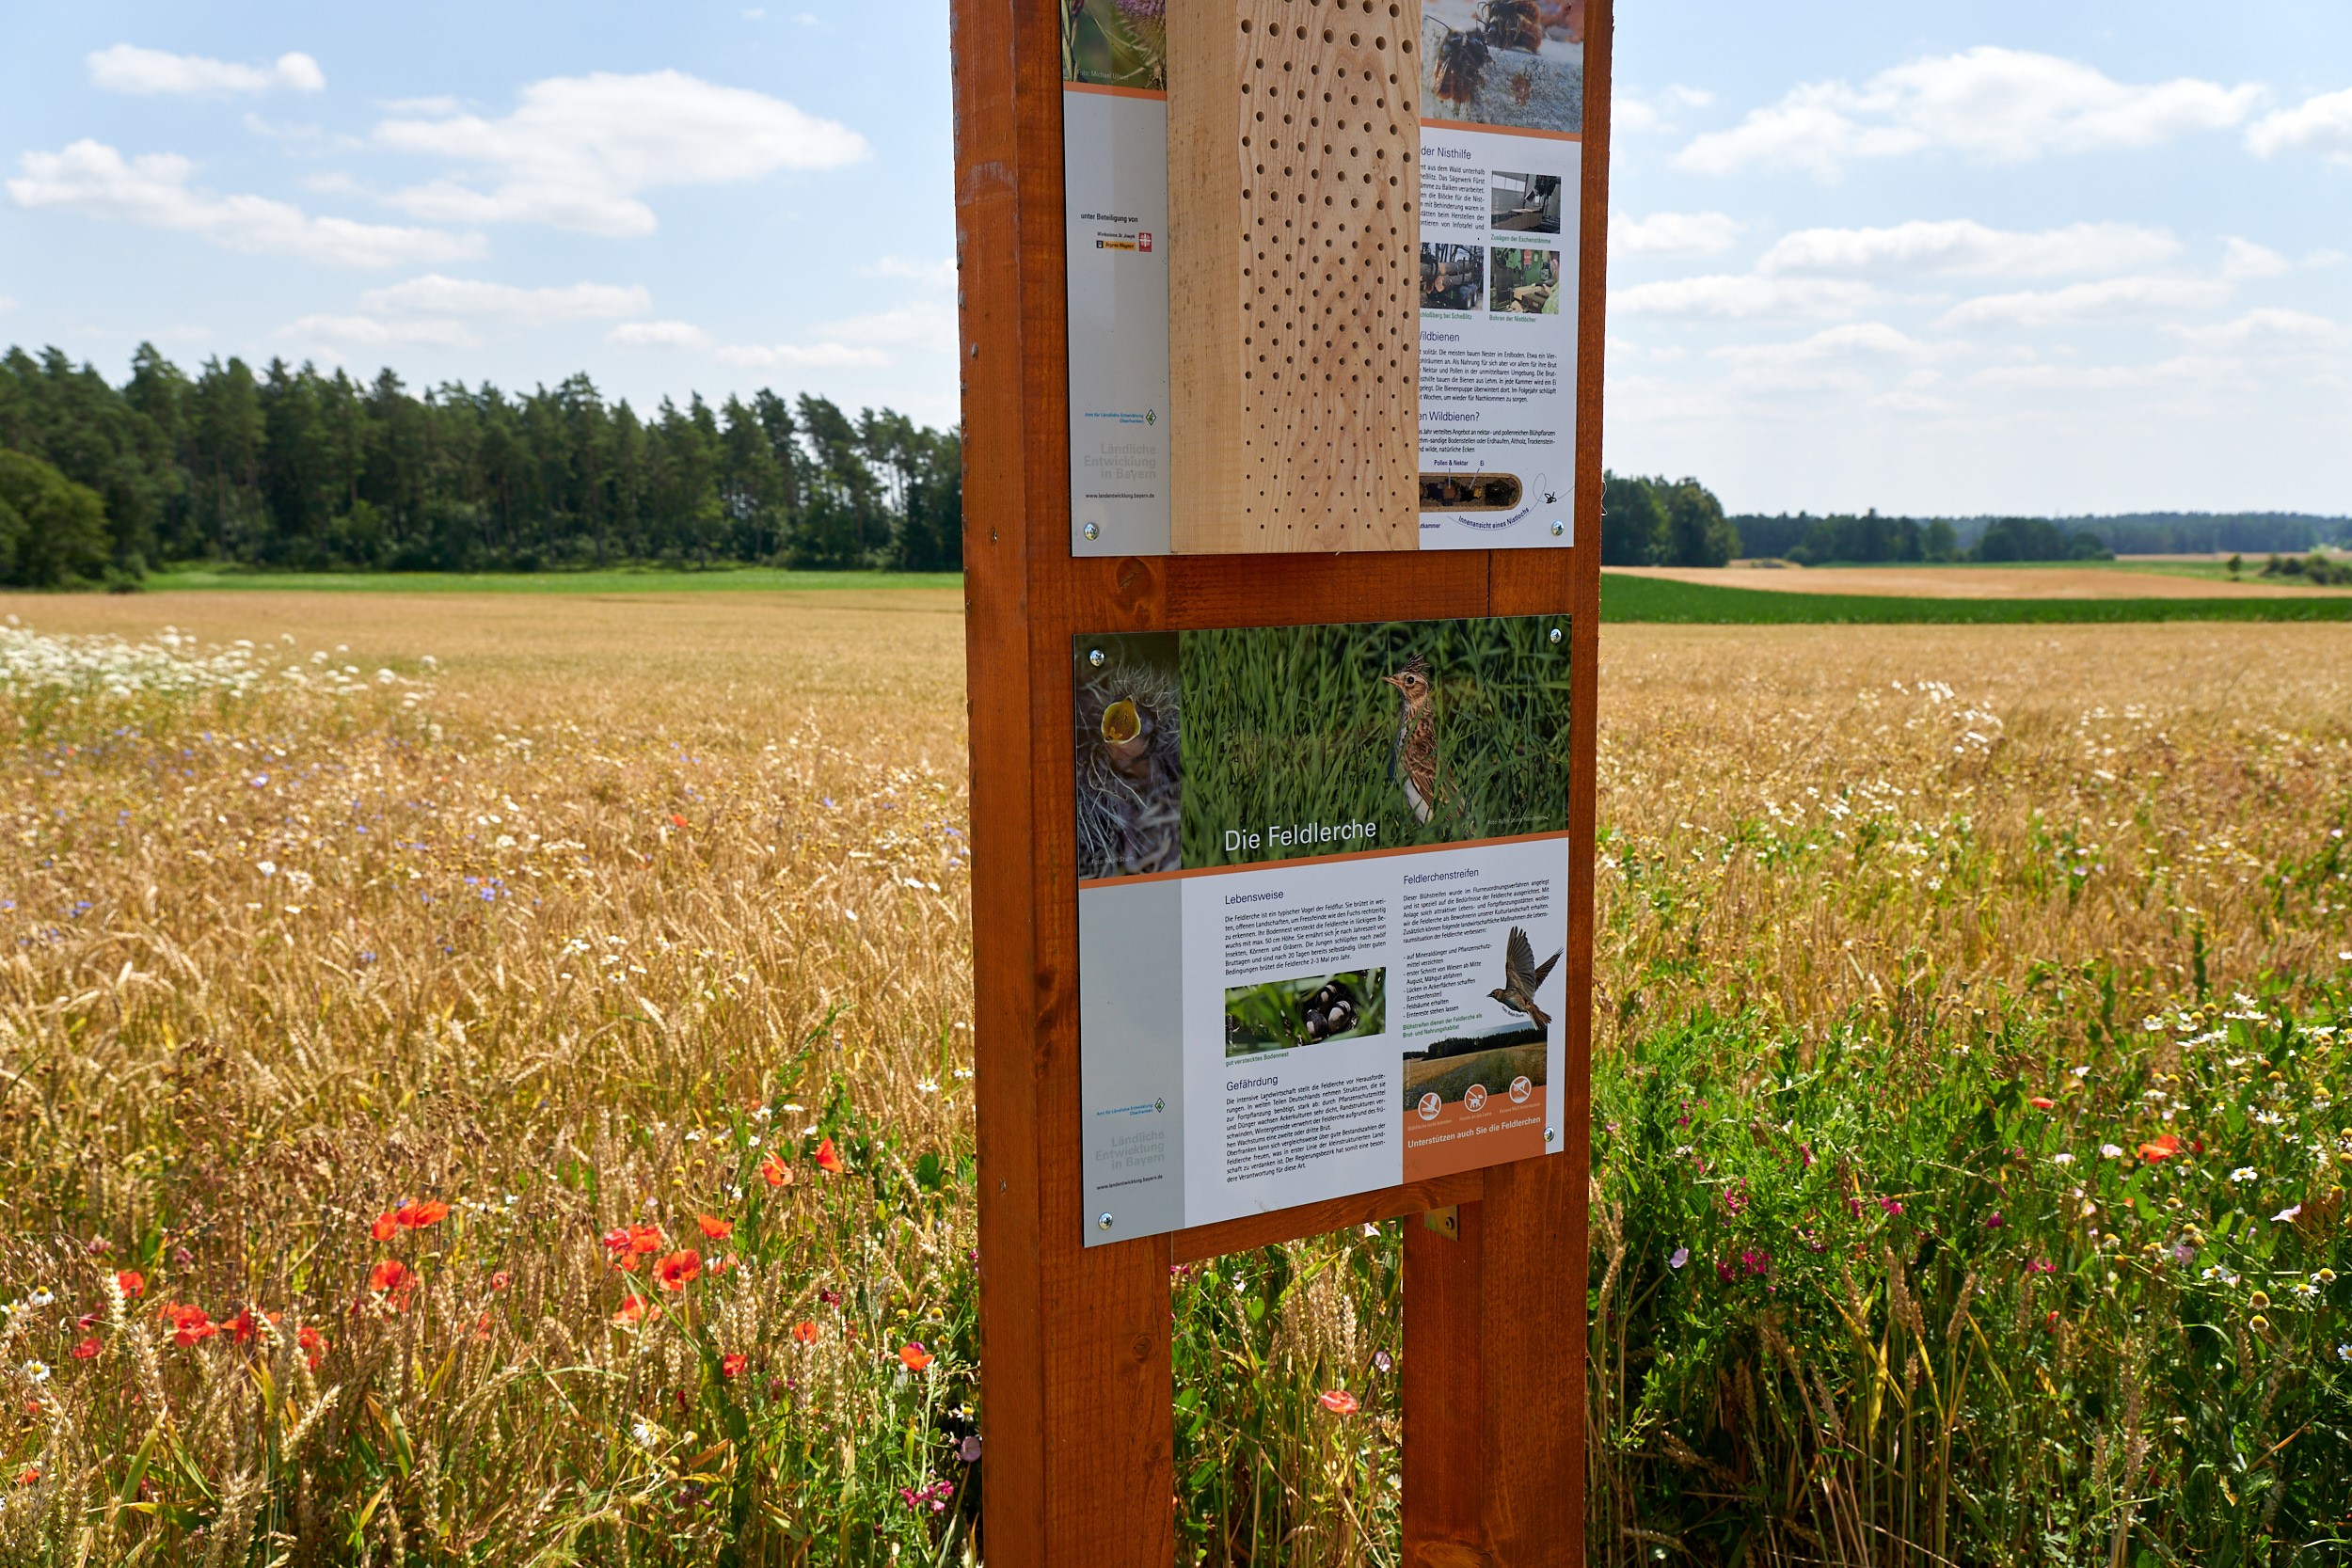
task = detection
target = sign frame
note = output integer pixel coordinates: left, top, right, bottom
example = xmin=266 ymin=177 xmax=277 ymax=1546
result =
xmin=953 ymin=1 xmax=1613 ymax=1560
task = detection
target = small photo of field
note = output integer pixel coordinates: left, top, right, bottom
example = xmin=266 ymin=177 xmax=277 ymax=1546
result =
xmin=1063 ymin=0 xmax=1166 ymax=91
xmin=1224 ymin=968 xmax=1387 ymax=1056
xmin=1404 ymin=1031 xmax=1546 ymax=1114
xmin=1491 ymin=246 xmax=1562 ymax=314
xmin=1178 ymin=615 xmax=1572 ymax=867
xmin=1073 ymin=631 xmax=1182 ymax=879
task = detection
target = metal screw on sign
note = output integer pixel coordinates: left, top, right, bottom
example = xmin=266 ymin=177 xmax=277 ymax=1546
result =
xmin=1083 ymin=522 xmax=1101 ymax=541
xmin=1087 ymin=648 xmax=1106 ymax=668
xmin=1546 ymin=1128 xmax=1558 ymax=1143
xmin=1549 ymin=626 xmax=1563 ymax=646
xmin=1550 ymin=520 xmax=1565 ymax=536
xmin=1097 ymin=1212 xmax=1115 ymax=1231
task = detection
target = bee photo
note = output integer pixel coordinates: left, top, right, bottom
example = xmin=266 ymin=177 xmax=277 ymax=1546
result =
xmin=1421 ymin=0 xmax=1582 ymax=134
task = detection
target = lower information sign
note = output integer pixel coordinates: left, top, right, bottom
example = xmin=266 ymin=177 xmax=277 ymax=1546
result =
xmin=1074 ymin=615 xmax=1572 ymax=1243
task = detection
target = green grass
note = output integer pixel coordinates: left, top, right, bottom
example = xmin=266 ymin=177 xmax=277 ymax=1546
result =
xmin=1176 ymin=615 xmax=1574 ymax=864
xmin=141 ymin=565 xmax=963 ymax=594
xmin=1601 ymin=571 xmax=2352 ymax=625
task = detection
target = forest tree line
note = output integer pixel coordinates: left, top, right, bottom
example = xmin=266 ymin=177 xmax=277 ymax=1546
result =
xmin=0 ymin=342 xmax=962 ymax=587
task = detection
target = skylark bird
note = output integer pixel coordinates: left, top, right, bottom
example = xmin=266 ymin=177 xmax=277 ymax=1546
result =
xmin=1489 ymin=926 xmax=1562 ymax=1033
xmin=1382 ymin=655 xmax=1443 ymax=824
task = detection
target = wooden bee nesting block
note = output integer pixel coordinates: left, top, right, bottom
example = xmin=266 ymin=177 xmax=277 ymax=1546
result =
xmin=1168 ymin=0 xmax=1422 ymax=553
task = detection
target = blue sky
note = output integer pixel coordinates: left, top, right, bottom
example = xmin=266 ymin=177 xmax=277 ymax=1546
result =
xmin=2 ymin=1 xmax=2345 ymax=515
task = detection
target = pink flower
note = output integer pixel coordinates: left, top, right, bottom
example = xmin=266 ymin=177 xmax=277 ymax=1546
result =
xmin=1317 ymin=1389 xmax=1360 ymax=1416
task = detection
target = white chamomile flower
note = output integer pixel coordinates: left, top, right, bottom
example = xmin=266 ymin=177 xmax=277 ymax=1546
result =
xmin=20 ymin=1361 xmax=49 ymax=1385
xmin=25 ymin=1291 xmax=51 ymax=1309
xmin=2231 ymin=1167 xmax=2259 ymax=1184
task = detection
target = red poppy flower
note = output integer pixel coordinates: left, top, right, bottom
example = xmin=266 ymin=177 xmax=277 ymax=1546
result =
xmin=396 ymin=1199 xmax=450 ymax=1230
xmin=369 ymin=1259 xmax=416 ymax=1295
xmin=815 ymin=1138 xmax=846 ymax=1175
xmin=297 ymin=1325 xmax=328 ymax=1369
xmin=372 ymin=1212 xmax=400 ymax=1243
xmin=670 ymin=814 xmax=689 ymax=830
xmin=612 ymin=1295 xmax=659 ymax=1326
xmin=70 ymin=1337 xmax=100 ymax=1361
xmin=600 ymin=1227 xmax=632 ymax=1255
xmin=229 ymin=1307 xmax=259 ymax=1345
xmin=115 ymin=1270 xmax=145 ymax=1300
xmin=721 ymin=1352 xmax=748 ymax=1380
xmin=898 ymin=1342 xmax=933 ymax=1371
xmin=792 ymin=1320 xmax=819 ymax=1345
xmin=697 ymin=1214 xmax=734 ymax=1241
xmin=158 ymin=1304 xmax=216 ymax=1348
xmin=2028 ymin=1097 xmax=2055 ymax=1111
xmin=2137 ymin=1134 xmax=2182 ymax=1162
xmin=1317 ymin=1389 xmax=1360 ymax=1416
xmin=707 ymin=1255 xmax=733 ymax=1276
xmin=489 ymin=1271 xmax=513 ymax=1292
xmin=14 ymin=1467 xmax=38 ymax=1487
xmin=628 ymin=1224 xmax=663 ymax=1255
xmin=654 ymin=1250 xmax=703 ymax=1291
xmin=760 ymin=1153 xmax=792 ymax=1188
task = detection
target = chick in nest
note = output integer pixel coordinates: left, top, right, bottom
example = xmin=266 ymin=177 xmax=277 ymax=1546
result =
xmin=1074 ymin=655 xmax=1183 ymax=879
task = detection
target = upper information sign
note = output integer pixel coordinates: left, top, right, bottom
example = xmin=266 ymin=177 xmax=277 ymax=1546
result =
xmin=1073 ymin=614 xmax=1573 ymax=1244
xmin=1063 ymin=1 xmax=1584 ymax=555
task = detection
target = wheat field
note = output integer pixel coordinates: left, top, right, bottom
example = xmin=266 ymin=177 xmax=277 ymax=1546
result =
xmin=1 ymin=591 xmax=2346 ymax=1565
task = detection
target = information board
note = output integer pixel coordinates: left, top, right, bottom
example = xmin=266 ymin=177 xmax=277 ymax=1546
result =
xmin=1075 ymin=615 xmax=1571 ymax=1241
xmin=1064 ymin=1 xmax=1585 ymax=554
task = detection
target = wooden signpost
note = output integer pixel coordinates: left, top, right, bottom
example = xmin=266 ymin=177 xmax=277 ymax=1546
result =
xmin=953 ymin=0 xmax=1611 ymax=1560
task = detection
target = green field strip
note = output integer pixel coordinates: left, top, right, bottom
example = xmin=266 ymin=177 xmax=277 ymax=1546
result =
xmin=1599 ymin=573 xmax=2352 ymax=625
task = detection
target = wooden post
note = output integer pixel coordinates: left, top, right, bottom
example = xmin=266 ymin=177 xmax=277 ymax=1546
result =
xmin=953 ymin=1 xmax=1610 ymax=1561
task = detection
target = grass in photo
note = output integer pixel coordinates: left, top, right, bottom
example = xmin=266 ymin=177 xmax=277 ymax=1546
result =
xmin=1491 ymin=246 xmax=1562 ymax=314
xmin=1225 ymin=969 xmax=1388 ymax=1056
xmin=1179 ymin=615 xmax=1572 ymax=867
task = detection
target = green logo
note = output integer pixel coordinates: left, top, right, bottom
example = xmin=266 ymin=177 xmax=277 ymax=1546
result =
xmin=1146 ymin=409 xmax=1156 ymax=426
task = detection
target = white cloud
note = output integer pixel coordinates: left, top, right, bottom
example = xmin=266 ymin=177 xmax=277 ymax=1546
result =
xmin=1611 ymin=211 xmax=1743 ymax=257
xmin=0 ymin=295 xmax=16 ymax=313
xmin=8 ymin=139 xmax=483 ymax=269
xmin=1611 ymin=275 xmax=1881 ymax=319
xmin=1677 ymin=48 xmax=2263 ymax=177
xmin=2219 ymin=238 xmax=2291 ymax=281
xmin=610 ymin=320 xmax=712 ymax=349
xmin=2166 ymin=309 xmax=2349 ymax=351
xmin=869 ymin=255 xmax=958 ymax=286
xmin=2247 ymin=87 xmax=2352 ymax=166
xmin=1613 ymin=85 xmax=1714 ymax=135
xmin=281 ymin=313 xmax=479 ymax=348
xmin=1939 ymin=275 xmax=2233 ymax=328
xmin=1715 ymin=322 xmax=1946 ymax=367
xmin=1758 ymin=219 xmax=2178 ymax=278
xmin=373 ymin=71 xmax=868 ymax=236
xmin=717 ymin=341 xmax=891 ymax=369
xmin=358 ymin=274 xmax=653 ymax=323
xmin=810 ymin=298 xmax=957 ymax=350
xmin=87 ymin=44 xmax=324 ymax=96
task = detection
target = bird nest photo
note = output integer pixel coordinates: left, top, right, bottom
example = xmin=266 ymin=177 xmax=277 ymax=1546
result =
xmin=1072 ymin=632 xmax=1183 ymax=879
xmin=1223 ymin=969 xmax=1389 ymax=1057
